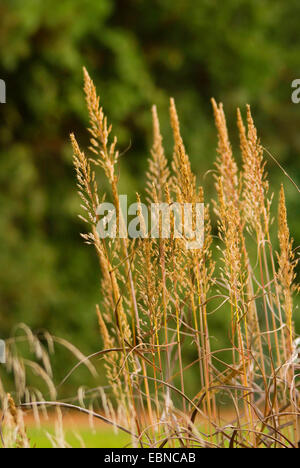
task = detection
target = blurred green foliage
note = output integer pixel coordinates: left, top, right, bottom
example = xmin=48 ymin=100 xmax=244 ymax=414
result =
xmin=0 ymin=0 xmax=299 ymax=388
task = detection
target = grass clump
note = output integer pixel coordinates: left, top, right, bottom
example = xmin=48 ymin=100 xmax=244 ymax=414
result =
xmin=69 ymin=70 xmax=300 ymax=448
xmin=1 ymin=70 xmax=299 ymax=448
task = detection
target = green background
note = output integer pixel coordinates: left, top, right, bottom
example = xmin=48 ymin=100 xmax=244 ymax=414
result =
xmin=0 ymin=0 xmax=299 ymax=392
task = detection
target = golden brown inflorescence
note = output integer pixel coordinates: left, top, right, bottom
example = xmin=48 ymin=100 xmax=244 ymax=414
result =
xmin=70 ymin=70 xmax=299 ymax=448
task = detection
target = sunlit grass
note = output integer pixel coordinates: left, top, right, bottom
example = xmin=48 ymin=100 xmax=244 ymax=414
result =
xmin=27 ymin=426 xmax=130 ymax=449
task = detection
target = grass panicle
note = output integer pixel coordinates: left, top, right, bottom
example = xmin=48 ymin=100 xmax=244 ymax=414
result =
xmin=1 ymin=72 xmax=299 ymax=449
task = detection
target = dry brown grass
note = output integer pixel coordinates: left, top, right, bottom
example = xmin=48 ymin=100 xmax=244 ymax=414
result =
xmin=67 ymin=69 xmax=300 ymax=448
xmin=1 ymin=69 xmax=299 ymax=448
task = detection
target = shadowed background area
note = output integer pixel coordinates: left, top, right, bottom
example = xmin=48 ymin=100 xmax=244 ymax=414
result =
xmin=0 ymin=0 xmax=299 ymax=391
